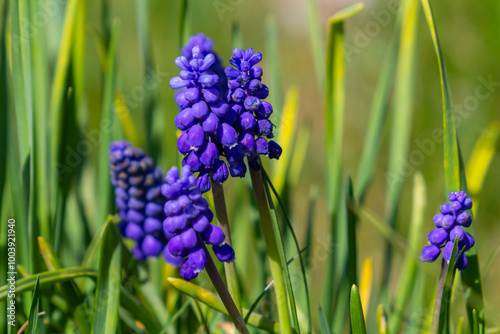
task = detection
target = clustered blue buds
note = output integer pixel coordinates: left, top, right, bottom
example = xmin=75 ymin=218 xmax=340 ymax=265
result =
xmin=109 ymin=141 xmax=169 ymax=261
xmin=162 ymin=165 xmax=235 ymax=280
xmin=421 ymin=191 xmax=475 ymax=270
xmin=170 ymin=45 xmax=235 ymax=193
xmin=224 ymin=48 xmax=282 ymax=175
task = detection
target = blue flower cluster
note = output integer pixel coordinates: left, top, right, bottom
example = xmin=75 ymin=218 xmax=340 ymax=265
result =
xmin=170 ymin=45 xmax=236 ymax=193
xmin=421 ymin=191 xmax=475 ymax=270
xmin=162 ymin=165 xmax=235 ymax=280
xmin=224 ymin=48 xmax=282 ymax=175
xmin=109 ymin=141 xmax=169 ymax=261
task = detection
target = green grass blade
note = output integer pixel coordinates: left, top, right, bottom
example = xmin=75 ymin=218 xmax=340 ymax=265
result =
xmin=97 ymin=20 xmax=119 ymax=228
xmin=167 ymin=278 xmax=281 ymax=333
xmin=355 ymin=10 xmax=402 ymax=203
xmin=377 ymin=305 xmax=389 ymax=334
xmin=305 ymin=0 xmax=325 ymax=88
xmin=382 ymin=0 xmax=420 ymax=301
xmin=346 ymin=177 xmax=358 ymax=288
xmin=323 ymin=3 xmax=364 ymax=318
xmin=231 ymin=21 xmax=243 ymax=48
xmin=350 ymin=285 xmax=367 ymax=334
xmin=26 ymin=276 xmax=40 ymax=334
xmin=91 ymin=219 xmax=122 ymax=333
xmin=120 ymin=288 xmax=163 ymax=334
xmin=263 ymin=169 xmax=311 ymax=332
xmin=389 ymin=172 xmax=426 ymax=333
xmin=178 ymin=0 xmax=189 ymax=49
xmin=0 ymin=268 xmax=97 ymax=299
xmin=0 ymin=0 xmax=8 ymax=214
xmin=318 ymin=304 xmax=332 ymax=334
xmin=420 ymin=0 xmax=484 ymax=330
xmin=265 ymin=14 xmax=282 ymax=116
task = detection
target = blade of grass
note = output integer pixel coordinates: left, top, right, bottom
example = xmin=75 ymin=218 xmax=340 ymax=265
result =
xmin=420 ymin=0 xmax=485 ymax=330
xmin=167 ymin=278 xmax=282 ymax=333
xmin=265 ymin=14 xmax=282 ymax=116
xmin=389 ymin=172 xmax=426 ymax=333
xmin=120 ymin=288 xmax=163 ymax=334
xmin=0 ymin=268 xmax=97 ymax=299
xmin=318 ymin=304 xmax=332 ymax=334
xmin=178 ymin=0 xmax=189 ymax=49
xmin=114 ymin=94 xmax=146 ymax=148
xmin=359 ymin=257 xmax=372 ymax=321
xmin=350 ymin=285 xmax=367 ymax=334
xmin=0 ymin=0 xmax=8 ymax=219
xmin=26 ymin=276 xmax=41 ymax=334
xmin=323 ymin=3 xmax=364 ymax=319
xmin=355 ymin=8 xmax=402 ymax=203
xmin=377 ymin=305 xmax=389 ymax=334
xmin=272 ymin=86 xmax=299 ymax=195
xmin=382 ymin=0 xmax=420 ymax=300
xmin=96 ymin=20 xmax=119 ymax=228
xmin=263 ymin=169 xmax=311 ymax=333
xmin=305 ymin=0 xmax=325 ymax=88
xmin=91 ymin=219 xmax=122 ymax=333
xmin=288 ymin=124 xmax=311 ymax=188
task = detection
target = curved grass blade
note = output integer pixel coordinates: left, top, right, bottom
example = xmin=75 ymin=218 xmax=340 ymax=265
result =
xmin=318 ymin=304 xmax=332 ymax=334
xmin=96 ymin=20 xmax=119 ymax=229
xmin=420 ymin=0 xmax=484 ymax=330
xmin=167 ymin=278 xmax=282 ymax=333
xmin=0 ymin=268 xmax=97 ymax=300
xmin=273 ymin=86 xmax=299 ymax=194
xmin=263 ymin=168 xmax=311 ymax=333
xmin=323 ymin=3 xmax=364 ymax=318
xmin=389 ymin=172 xmax=426 ymax=333
xmin=91 ymin=219 xmax=122 ymax=333
xmin=26 ymin=276 xmax=41 ymax=334
xmin=350 ymin=285 xmax=367 ymax=334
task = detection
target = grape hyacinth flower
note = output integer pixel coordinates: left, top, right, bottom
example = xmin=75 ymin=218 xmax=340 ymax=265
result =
xmin=420 ymin=191 xmax=475 ymax=270
xmin=109 ymin=141 xmax=170 ymax=261
xmin=181 ymin=33 xmax=227 ymax=94
xmin=170 ymin=45 xmax=236 ymax=193
xmin=223 ymin=48 xmax=282 ymax=176
xmin=162 ymin=165 xmax=235 ymax=281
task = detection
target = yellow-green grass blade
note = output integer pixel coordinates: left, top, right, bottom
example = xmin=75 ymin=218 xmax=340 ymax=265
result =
xmin=263 ymin=169 xmax=311 ymax=332
xmin=288 ymin=124 xmax=311 ymax=188
xmin=466 ymin=121 xmax=500 ymax=199
xmin=114 ymin=94 xmax=146 ymax=148
xmin=26 ymin=276 xmax=41 ymax=334
xmin=350 ymin=285 xmax=367 ymax=334
xmin=323 ymin=3 xmax=364 ymax=319
xmin=231 ymin=21 xmax=243 ymax=48
xmin=0 ymin=0 xmax=8 ymax=219
xmin=355 ymin=8 xmax=402 ymax=203
xmin=377 ymin=304 xmax=389 ymax=334
xmin=71 ymin=0 xmax=86 ymax=110
xmin=265 ymin=14 xmax=282 ymax=116
xmin=0 ymin=267 xmax=97 ymax=299
xmin=389 ymin=172 xmax=426 ymax=333
xmin=167 ymin=278 xmax=281 ymax=333
xmin=420 ymin=0 xmax=484 ymax=330
xmin=273 ymin=86 xmax=299 ymax=194
xmin=96 ymin=20 xmax=119 ymax=228
xmin=91 ymin=219 xmax=122 ymax=334
xmin=305 ymin=0 xmax=325 ymax=88
xmin=381 ymin=0 xmax=419 ymax=305
xmin=178 ymin=0 xmax=189 ymax=49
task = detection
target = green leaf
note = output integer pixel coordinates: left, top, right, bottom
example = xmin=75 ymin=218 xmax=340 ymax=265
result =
xmin=178 ymin=0 xmax=189 ymax=49
xmin=350 ymin=285 xmax=367 ymax=334
xmin=120 ymin=288 xmax=163 ymax=334
xmin=91 ymin=219 xmax=122 ymax=334
xmin=96 ymin=20 xmax=120 ymax=228
xmin=26 ymin=276 xmax=41 ymax=334
xmin=305 ymin=0 xmax=325 ymax=88
xmin=265 ymin=14 xmax=282 ymax=116
xmin=318 ymin=304 xmax=332 ymax=334
xmin=0 ymin=268 xmax=97 ymax=300
xmin=323 ymin=3 xmax=364 ymax=319
xmin=167 ymin=278 xmax=281 ymax=333
xmin=420 ymin=0 xmax=484 ymax=330
xmin=389 ymin=172 xmax=426 ymax=333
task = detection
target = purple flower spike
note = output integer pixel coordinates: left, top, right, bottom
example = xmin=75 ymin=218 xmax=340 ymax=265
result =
xmin=109 ymin=140 xmax=174 ymax=263
xmin=421 ymin=191 xmax=475 ymax=270
xmin=162 ymin=165 xmax=235 ymax=280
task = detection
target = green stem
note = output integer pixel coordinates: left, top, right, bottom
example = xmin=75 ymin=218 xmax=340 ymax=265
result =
xmin=249 ymin=166 xmax=292 ymax=334
xmin=210 ymin=177 xmax=242 ymax=313
xmin=202 ymin=244 xmax=249 ymax=334
xmin=432 ymin=259 xmax=447 ymax=333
